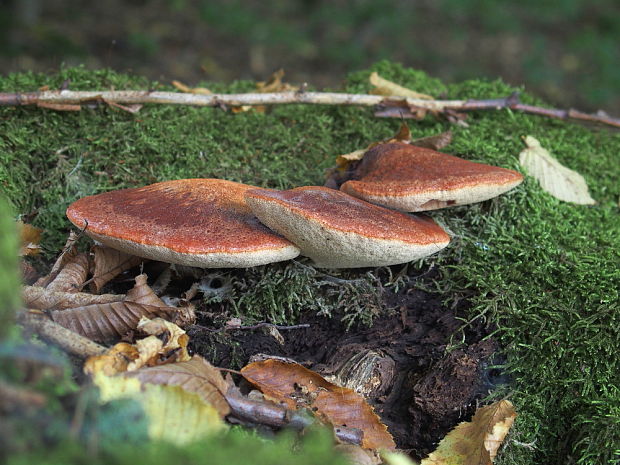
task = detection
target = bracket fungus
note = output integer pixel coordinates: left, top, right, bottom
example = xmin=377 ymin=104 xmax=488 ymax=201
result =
xmin=66 ymin=179 xmax=300 ymax=268
xmin=245 ymin=186 xmax=450 ymax=269
xmin=340 ymin=142 xmax=524 ymax=212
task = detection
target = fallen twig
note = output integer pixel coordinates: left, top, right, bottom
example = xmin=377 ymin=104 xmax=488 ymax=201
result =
xmin=191 ymin=322 xmax=309 ymax=333
xmin=17 ymin=310 xmax=107 ymax=358
xmin=1 ymin=89 xmax=618 ymax=128
xmin=225 ymin=388 xmax=363 ymax=445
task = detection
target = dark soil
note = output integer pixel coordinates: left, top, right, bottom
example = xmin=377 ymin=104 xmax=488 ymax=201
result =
xmin=187 ymin=265 xmax=503 ymax=459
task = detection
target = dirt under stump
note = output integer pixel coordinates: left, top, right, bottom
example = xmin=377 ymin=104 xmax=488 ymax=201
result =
xmin=188 ymin=265 xmax=503 ymax=458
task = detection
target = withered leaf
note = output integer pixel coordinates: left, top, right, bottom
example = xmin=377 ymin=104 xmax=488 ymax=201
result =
xmin=519 ymin=136 xmax=596 ymax=205
xmin=35 ymin=231 xmax=79 ymax=287
xmin=90 ymin=245 xmax=145 ymax=293
xmin=421 ymin=400 xmax=517 ymax=465
xmin=411 ymin=131 xmax=453 ymax=151
xmin=172 ymin=80 xmax=213 ymax=95
xmin=46 ymin=253 xmax=89 ymax=293
xmin=369 ymin=72 xmax=433 ymax=100
xmin=48 ymin=274 xmax=179 ymax=343
xmin=241 ymin=359 xmax=395 ymax=450
xmin=22 ymin=285 xmax=123 ymax=310
xmin=84 ymin=342 xmax=138 ymax=376
xmin=256 ymin=69 xmax=299 ymax=93
xmin=36 ymin=102 xmax=81 ymax=111
xmin=18 ymin=221 xmax=43 ymax=257
xmin=49 ymin=301 xmax=176 ymax=343
xmin=124 ymin=356 xmax=230 ymax=418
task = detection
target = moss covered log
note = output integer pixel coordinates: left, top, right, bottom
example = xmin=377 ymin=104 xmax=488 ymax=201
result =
xmin=1 ymin=62 xmax=619 ymax=464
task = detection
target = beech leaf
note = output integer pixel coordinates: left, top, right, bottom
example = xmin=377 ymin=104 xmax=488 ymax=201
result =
xmin=369 ymin=72 xmax=433 ymax=100
xmin=34 ymin=231 xmax=79 ymax=287
xmin=93 ymin=375 xmax=225 ymax=444
xmin=18 ymin=221 xmax=43 ymax=257
xmin=22 ymin=285 xmax=123 ymax=310
xmin=519 ymin=136 xmax=596 ymax=205
xmin=48 ymin=274 xmax=180 ymax=343
xmin=46 ymin=253 xmax=89 ymax=293
xmin=421 ymin=399 xmax=517 ymax=465
xmin=241 ymin=358 xmax=396 ymax=450
xmin=90 ymin=245 xmax=145 ymax=293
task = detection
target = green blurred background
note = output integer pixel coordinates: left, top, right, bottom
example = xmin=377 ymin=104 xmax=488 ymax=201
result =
xmin=1 ymin=0 xmax=618 ymax=112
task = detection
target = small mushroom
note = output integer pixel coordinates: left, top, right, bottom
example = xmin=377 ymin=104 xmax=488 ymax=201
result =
xmin=340 ymin=142 xmax=524 ymax=212
xmin=245 ymin=186 xmax=450 ymax=268
xmin=66 ymin=179 xmax=300 ymax=268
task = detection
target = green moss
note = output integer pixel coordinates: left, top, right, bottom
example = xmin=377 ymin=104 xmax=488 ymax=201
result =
xmin=0 ymin=197 xmax=19 ymax=337
xmin=1 ymin=63 xmax=619 ymax=464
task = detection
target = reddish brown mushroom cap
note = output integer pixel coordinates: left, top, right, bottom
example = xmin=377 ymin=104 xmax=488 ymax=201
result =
xmin=66 ymin=179 xmax=300 ymax=267
xmin=340 ymin=142 xmax=524 ymax=212
xmin=245 ymin=186 xmax=450 ymax=268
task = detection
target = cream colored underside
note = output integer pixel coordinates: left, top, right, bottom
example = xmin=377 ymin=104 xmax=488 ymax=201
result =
xmin=85 ymin=231 xmax=300 ymax=268
xmin=246 ymin=198 xmax=449 ymax=269
xmin=342 ymin=179 xmax=523 ymax=212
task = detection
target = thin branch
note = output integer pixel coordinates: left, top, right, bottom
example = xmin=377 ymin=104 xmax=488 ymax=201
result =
xmin=190 ymin=322 xmax=309 ymax=333
xmin=1 ymin=89 xmax=618 ymax=128
xmin=17 ymin=310 xmax=107 ymax=358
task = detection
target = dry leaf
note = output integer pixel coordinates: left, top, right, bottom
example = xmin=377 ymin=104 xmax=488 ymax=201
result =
xmin=18 ymin=221 xmax=43 ymax=256
xmin=36 ymin=102 xmax=81 ymax=111
xmin=421 ymin=400 xmax=517 ymax=465
xmin=103 ymin=99 xmax=143 ymax=114
xmin=47 ymin=274 xmax=179 ymax=343
xmin=49 ymin=301 xmax=177 ymax=343
xmin=34 ymin=231 xmax=79 ymax=287
xmin=93 ymin=374 xmax=226 ymax=444
xmin=90 ymin=245 xmax=145 ymax=293
xmin=46 ymin=253 xmax=89 ymax=293
xmin=519 ymin=136 xmax=596 ymax=205
xmin=411 ymin=131 xmax=453 ymax=151
xmin=369 ymin=72 xmax=433 ymax=100
xmin=172 ymin=80 xmax=213 ymax=95
xmin=241 ymin=358 xmax=395 ymax=450
xmin=125 ymin=356 xmax=231 ymax=417
xmin=256 ymin=69 xmax=299 ymax=93
xmin=22 ymin=285 xmax=123 ymax=310
xmin=84 ymin=342 xmax=139 ymax=376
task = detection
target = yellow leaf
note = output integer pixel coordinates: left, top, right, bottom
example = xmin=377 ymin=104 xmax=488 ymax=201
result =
xmin=421 ymin=400 xmax=517 ymax=465
xmin=93 ymin=372 xmax=225 ymax=444
xmin=172 ymin=80 xmax=212 ymax=95
xmin=18 ymin=222 xmax=42 ymax=256
xmin=519 ymin=136 xmax=596 ymax=205
xmin=369 ymin=72 xmax=433 ymax=100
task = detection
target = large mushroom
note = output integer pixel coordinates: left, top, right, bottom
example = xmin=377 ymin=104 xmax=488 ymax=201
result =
xmin=340 ymin=142 xmax=524 ymax=212
xmin=245 ymin=186 xmax=450 ymax=268
xmin=66 ymin=179 xmax=300 ymax=268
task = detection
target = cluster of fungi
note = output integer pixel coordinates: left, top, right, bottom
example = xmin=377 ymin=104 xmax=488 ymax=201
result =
xmin=66 ymin=141 xmax=523 ymax=271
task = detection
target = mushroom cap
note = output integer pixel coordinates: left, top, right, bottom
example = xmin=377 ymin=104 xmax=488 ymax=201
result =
xmin=340 ymin=142 xmax=524 ymax=212
xmin=66 ymin=179 xmax=300 ymax=268
xmin=245 ymin=186 xmax=450 ymax=268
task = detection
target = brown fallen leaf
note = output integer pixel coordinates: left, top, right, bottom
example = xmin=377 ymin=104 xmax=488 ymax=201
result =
xmin=84 ymin=317 xmax=191 ymax=375
xmin=34 ymin=231 xmax=79 ymax=287
xmin=125 ymin=356 xmax=230 ymax=417
xmin=411 ymin=131 xmax=453 ymax=151
xmin=22 ymin=285 xmax=124 ymax=310
xmin=36 ymin=102 xmax=81 ymax=111
xmin=241 ymin=358 xmax=396 ymax=450
xmin=90 ymin=356 xmax=228 ymax=444
xmin=232 ymin=69 xmax=299 ymax=114
xmin=48 ymin=274 xmax=180 ymax=343
xmin=421 ymin=399 xmax=517 ymax=465
xmin=18 ymin=221 xmax=43 ymax=257
xmin=369 ymin=72 xmax=433 ymax=100
xmin=90 ymin=245 xmax=145 ymax=293
xmin=172 ymin=80 xmax=213 ymax=95
xmin=46 ymin=253 xmax=89 ymax=293
xmin=519 ymin=136 xmax=596 ymax=205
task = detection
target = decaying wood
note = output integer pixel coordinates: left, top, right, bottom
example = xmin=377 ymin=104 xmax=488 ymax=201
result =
xmin=1 ymin=89 xmax=617 ymax=128
xmin=17 ymin=311 xmax=107 ymax=358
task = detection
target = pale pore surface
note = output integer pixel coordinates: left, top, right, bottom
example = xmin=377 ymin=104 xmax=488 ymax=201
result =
xmin=246 ymin=196 xmax=449 ymax=268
